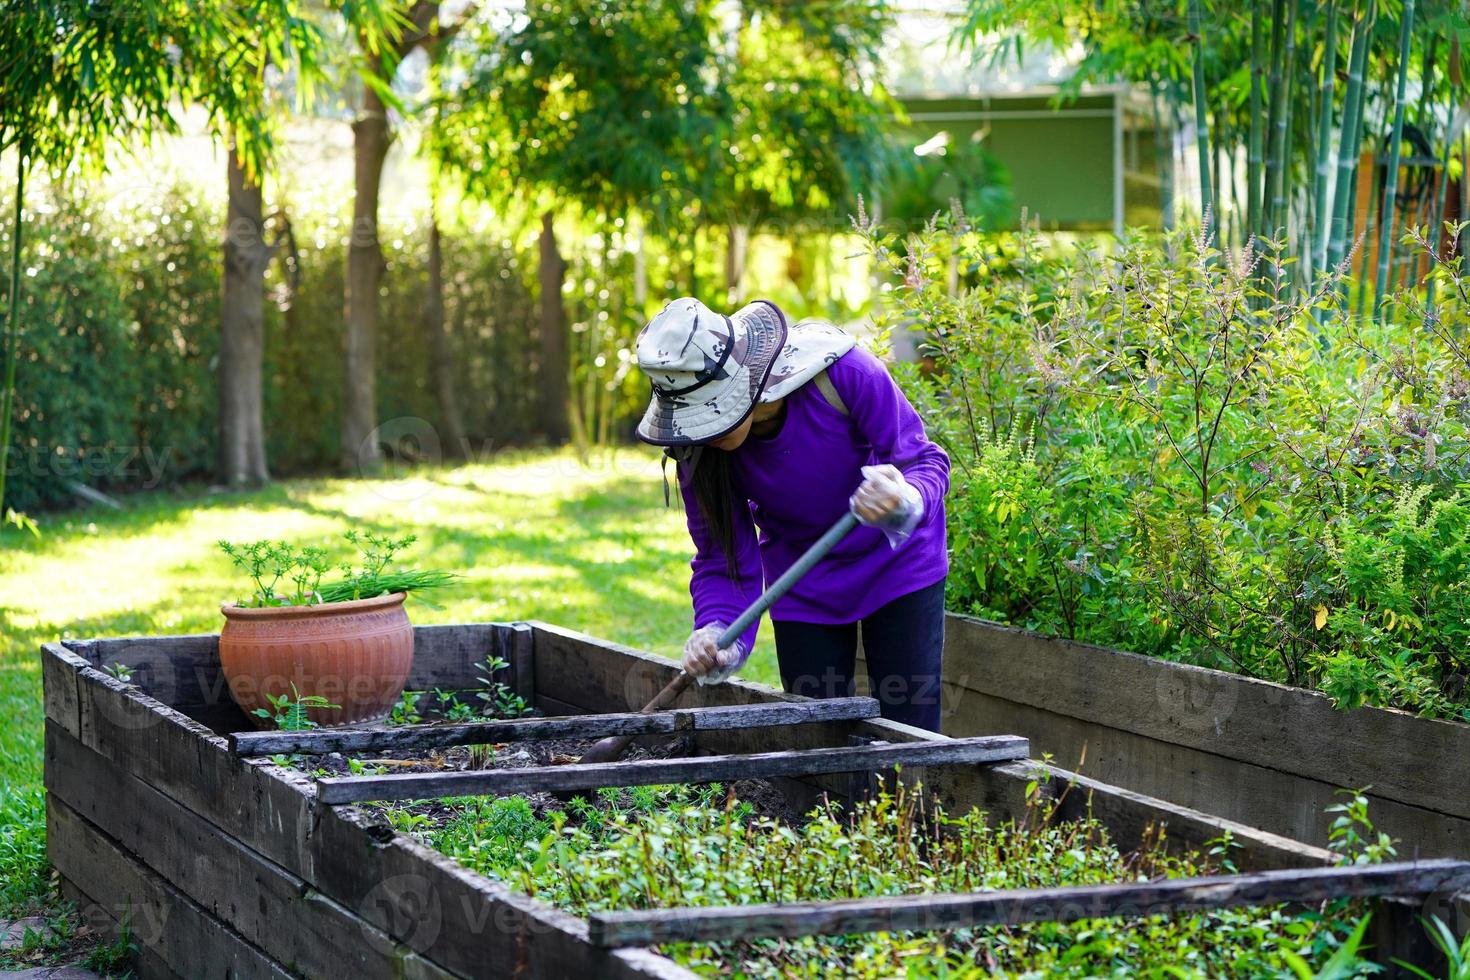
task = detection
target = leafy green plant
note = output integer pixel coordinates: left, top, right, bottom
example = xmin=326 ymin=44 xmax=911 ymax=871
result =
xmin=430 ymin=782 xmax=1370 ymax=978
xmin=474 ymin=655 xmax=532 ymax=718
xmin=1326 ymin=790 xmax=1399 ymax=867
xmin=434 ymin=688 xmax=478 ymax=722
xmin=862 ymin=209 xmax=1470 ymax=721
xmin=1282 ymin=913 xmax=1378 ymax=980
xmin=1396 ymin=915 xmax=1470 ymax=980
xmin=219 ymin=539 xmax=332 ymax=607
xmin=388 ymin=690 xmax=424 ymax=727
xmin=220 ymin=531 xmax=455 ymax=608
xmin=83 ymin=913 xmax=137 ymax=976
xmin=101 ymin=662 xmax=135 ymax=684
xmin=252 ymin=683 xmax=339 ymax=732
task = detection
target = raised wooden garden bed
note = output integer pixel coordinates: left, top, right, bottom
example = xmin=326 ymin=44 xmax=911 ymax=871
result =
xmin=41 ymin=622 xmax=1469 ymax=978
xmin=929 ymin=613 xmax=1470 ymax=858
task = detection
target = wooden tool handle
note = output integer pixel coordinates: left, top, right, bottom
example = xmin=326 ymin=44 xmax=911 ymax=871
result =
xmin=575 ymin=511 xmax=861 ymax=768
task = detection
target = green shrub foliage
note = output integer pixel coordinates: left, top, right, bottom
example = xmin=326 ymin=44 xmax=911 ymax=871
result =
xmin=0 ymin=180 xmax=544 ymax=509
xmin=865 ymin=212 xmax=1470 ymax=720
xmin=423 ymin=783 xmax=1373 ymax=978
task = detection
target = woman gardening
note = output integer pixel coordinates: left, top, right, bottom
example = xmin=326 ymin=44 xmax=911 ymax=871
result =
xmin=635 ymin=298 xmax=950 ymax=731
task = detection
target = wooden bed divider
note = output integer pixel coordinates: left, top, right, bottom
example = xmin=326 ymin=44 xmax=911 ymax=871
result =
xmin=230 ymin=695 xmax=882 ymax=756
xmin=315 ymin=734 xmax=1032 ymax=804
xmin=588 ymin=859 xmax=1470 ymax=947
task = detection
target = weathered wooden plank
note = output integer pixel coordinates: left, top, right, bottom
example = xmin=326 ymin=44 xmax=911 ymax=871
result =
xmin=71 ymin=663 xmax=320 ymax=879
xmin=66 ymin=633 xmax=231 ymax=710
xmin=1039 ymin=761 xmax=1339 ymax=872
xmin=316 ymin=735 xmax=1031 ymax=804
xmin=507 ymin=620 xmax=536 ymax=702
xmin=311 ymin=805 xmax=698 ymax=980
xmin=235 ymin=711 xmax=679 ymax=756
xmin=230 ymin=696 xmax=881 ymax=756
xmin=407 ymin=623 xmax=513 ymax=691
xmin=531 ymin=621 xmax=791 ymax=713
xmin=61 ymin=623 xmax=518 ymax=711
xmin=943 ymin=685 xmax=1470 ymax=858
xmin=46 ymin=722 xmax=458 ymax=980
xmin=40 ymin=642 xmax=85 ymax=736
xmin=48 ymin=797 xmax=292 ymax=980
xmin=587 ymin=860 xmax=1470 ymax=947
xmin=942 ymin=614 xmax=1470 ymax=821
xmin=691 ymin=697 xmax=880 ymax=730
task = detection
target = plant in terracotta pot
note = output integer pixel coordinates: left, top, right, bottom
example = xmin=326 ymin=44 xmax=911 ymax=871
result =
xmin=218 ymin=531 xmax=455 ymax=729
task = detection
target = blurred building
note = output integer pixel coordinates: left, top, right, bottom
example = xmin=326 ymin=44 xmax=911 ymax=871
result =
xmin=882 ymin=6 xmax=1177 ymax=235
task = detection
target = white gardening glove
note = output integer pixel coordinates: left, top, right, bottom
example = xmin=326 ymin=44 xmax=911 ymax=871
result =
xmin=682 ymin=622 xmax=749 ymax=686
xmin=849 ymin=463 xmax=924 ymax=548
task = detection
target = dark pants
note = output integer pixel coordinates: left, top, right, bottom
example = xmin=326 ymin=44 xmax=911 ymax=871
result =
xmin=772 ymin=580 xmax=945 ymax=732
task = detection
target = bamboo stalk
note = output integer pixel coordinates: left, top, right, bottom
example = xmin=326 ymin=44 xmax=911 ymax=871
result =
xmin=1248 ymin=0 xmax=1266 ymax=242
xmin=1373 ymin=0 xmax=1416 ymax=324
xmin=1268 ymin=0 xmax=1300 ymax=247
xmin=1326 ymin=1 xmax=1373 ymax=277
xmin=1263 ymin=0 xmax=1289 ymax=240
xmin=1312 ymin=2 xmax=1341 ymax=275
xmin=1188 ymin=0 xmax=1216 ymax=243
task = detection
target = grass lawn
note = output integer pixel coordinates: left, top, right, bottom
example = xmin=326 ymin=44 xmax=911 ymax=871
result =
xmin=0 ymin=447 xmax=783 ymax=922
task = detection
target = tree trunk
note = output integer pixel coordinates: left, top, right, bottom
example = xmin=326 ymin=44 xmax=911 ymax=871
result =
xmin=219 ymin=147 xmax=271 ymax=487
xmin=342 ymin=85 xmax=390 ymax=474
xmin=725 ymin=223 xmax=748 ymax=306
xmin=538 ymin=210 xmax=570 ymax=444
xmin=0 ymin=144 xmax=27 ymax=515
xmin=426 ymin=209 xmax=466 ymax=459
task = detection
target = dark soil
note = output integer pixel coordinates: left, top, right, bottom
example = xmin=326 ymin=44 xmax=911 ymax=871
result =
xmin=297 ymin=724 xmax=803 ymax=834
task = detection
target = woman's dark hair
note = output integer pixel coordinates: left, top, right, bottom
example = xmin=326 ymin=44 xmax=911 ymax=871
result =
xmin=688 ymin=448 xmax=741 ymax=578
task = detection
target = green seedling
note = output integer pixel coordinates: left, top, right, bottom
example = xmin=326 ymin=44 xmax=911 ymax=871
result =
xmin=101 ymin=662 xmax=135 ymax=684
xmin=474 ymin=655 xmax=532 ymax=718
xmin=253 ymin=683 xmax=338 ymax=732
xmin=388 ymin=690 xmax=424 ymax=726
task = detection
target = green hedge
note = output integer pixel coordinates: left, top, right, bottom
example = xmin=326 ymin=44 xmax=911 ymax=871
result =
xmin=0 ymin=182 xmax=542 ymax=510
xmin=868 ymin=216 xmax=1470 ymax=722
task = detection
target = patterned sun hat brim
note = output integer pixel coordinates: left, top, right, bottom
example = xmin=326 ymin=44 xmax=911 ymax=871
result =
xmin=760 ymin=320 xmax=858 ymax=403
xmin=636 ymin=301 xmax=789 ymax=446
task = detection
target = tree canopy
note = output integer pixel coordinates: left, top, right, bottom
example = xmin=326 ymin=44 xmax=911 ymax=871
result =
xmin=431 ymin=0 xmax=897 ymax=232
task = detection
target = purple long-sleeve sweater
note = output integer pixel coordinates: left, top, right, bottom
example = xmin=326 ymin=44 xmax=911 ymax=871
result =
xmin=678 ymin=346 xmax=950 ymax=654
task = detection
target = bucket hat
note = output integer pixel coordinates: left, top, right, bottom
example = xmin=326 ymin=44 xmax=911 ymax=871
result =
xmin=635 ymin=297 xmax=858 ymax=446
xmin=762 ymin=318 xmax=857 ymax=402
xmin=635 ymin=297 xmax=788 ymax=445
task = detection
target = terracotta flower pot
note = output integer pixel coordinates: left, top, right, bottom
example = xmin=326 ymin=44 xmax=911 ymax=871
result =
xmin=219 ymin=592 xmax=414 ymax=729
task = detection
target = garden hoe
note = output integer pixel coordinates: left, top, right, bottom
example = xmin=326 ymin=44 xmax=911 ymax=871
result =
xmin=576 ymin=510 xmax=861 ymax=765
